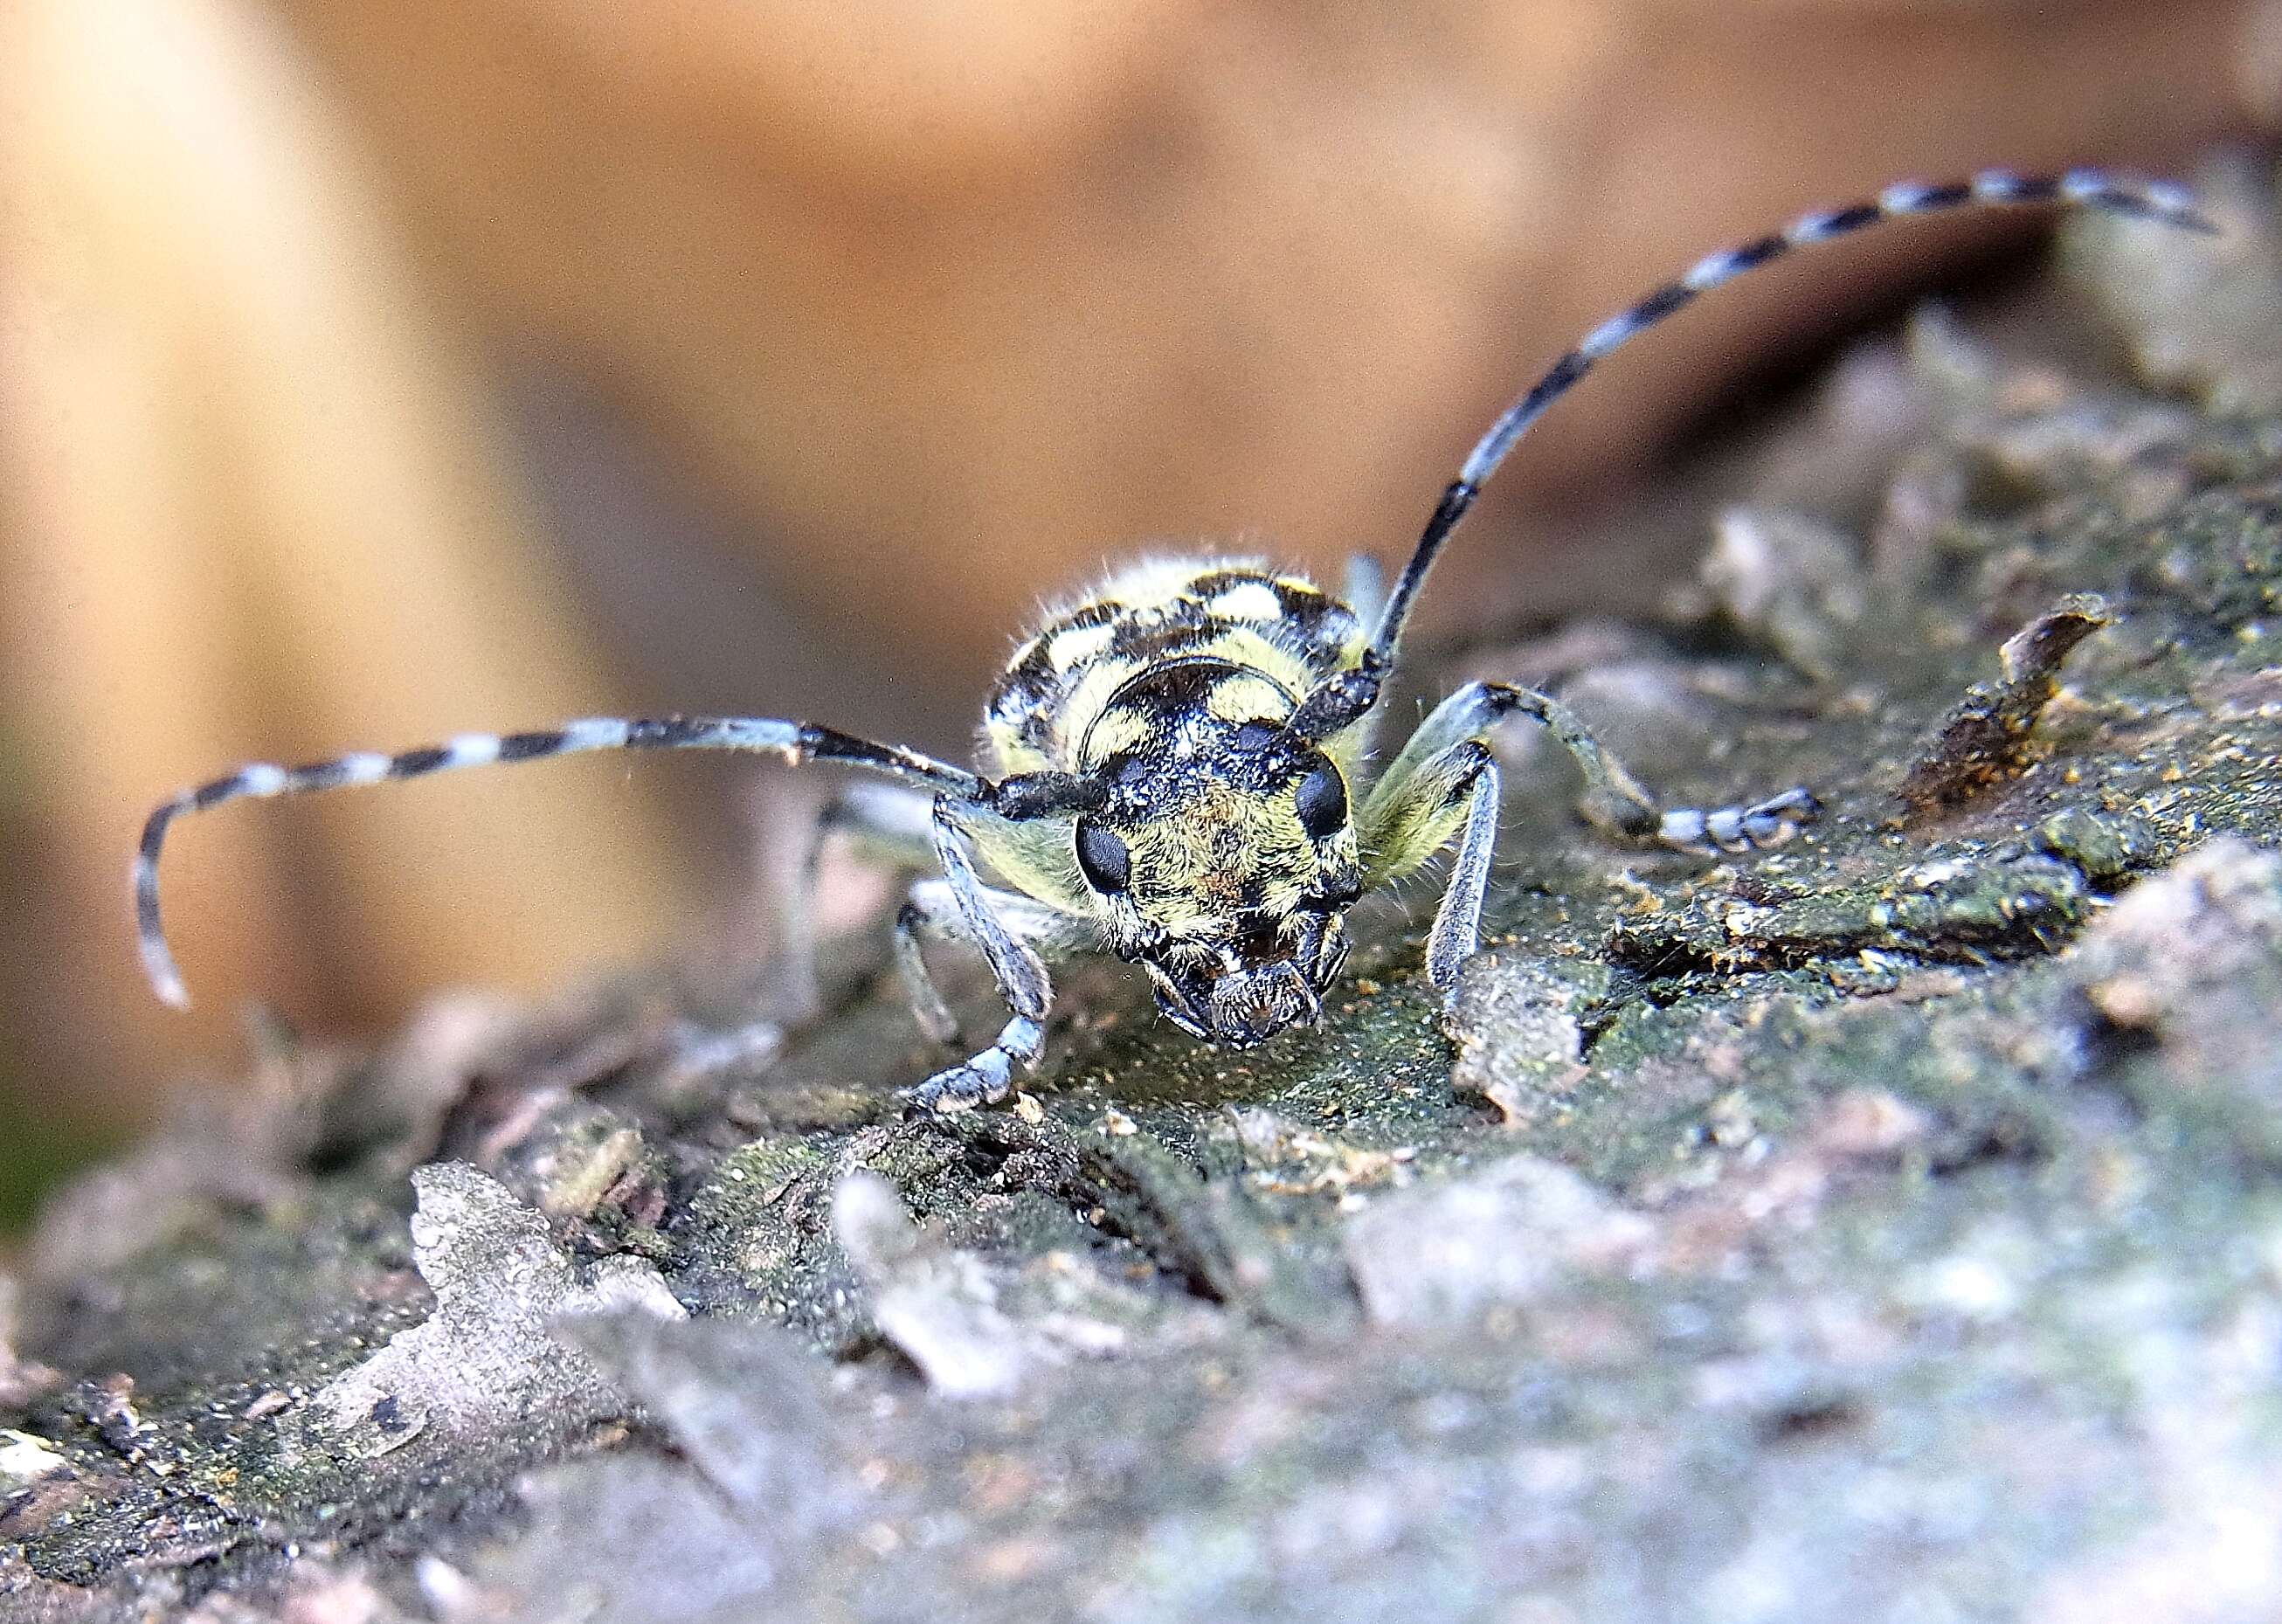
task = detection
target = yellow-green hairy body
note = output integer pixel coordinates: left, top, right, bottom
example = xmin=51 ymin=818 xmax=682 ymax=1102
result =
xmin=974 ymin=560 xmax=1370 ymax=965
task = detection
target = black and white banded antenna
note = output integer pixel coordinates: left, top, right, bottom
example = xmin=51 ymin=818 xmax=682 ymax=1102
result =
xmin=135 ymin=715 xmax=982 ymax=1009
xmin=1361 ymin=169 xmax=2217 ymax=671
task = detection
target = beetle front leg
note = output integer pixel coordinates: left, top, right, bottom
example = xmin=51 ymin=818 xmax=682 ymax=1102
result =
xmin=898 ymin=800 xmax=1059 ymax=1115
xmin=893 ymin=875 xmax=1082 ymax=1048
xmin=1358 ymin=738 xmax=1501 ymax=992
xmin=1373 ymin=681 xmax=1818 ymax=854
xmin=902 ymin=1012 xmax=1050 ymax=1116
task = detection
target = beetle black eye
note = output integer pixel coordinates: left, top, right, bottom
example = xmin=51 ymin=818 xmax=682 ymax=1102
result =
xmin=1294 ymin=758 xmax=1348 ymax=840
xmin=1075 ymin=818 xmax=1131 ymax=893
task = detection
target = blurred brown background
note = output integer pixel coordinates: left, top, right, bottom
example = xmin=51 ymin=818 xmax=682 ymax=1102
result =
xmin=2 ymin=0 xmax=2277 ymax=1215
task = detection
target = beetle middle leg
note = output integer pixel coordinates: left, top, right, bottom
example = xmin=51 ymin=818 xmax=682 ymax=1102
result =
xmin=1358 ymin=681 xmax=1819 ymax=992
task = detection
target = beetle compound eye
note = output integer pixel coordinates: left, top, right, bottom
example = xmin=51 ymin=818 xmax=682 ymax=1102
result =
xmin=1294 ymin=758 xmax=1348 ymax=840
xmin=1075 ymin=818 xmax=1132 ymax=894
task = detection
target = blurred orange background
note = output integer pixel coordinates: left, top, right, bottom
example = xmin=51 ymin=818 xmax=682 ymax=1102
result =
xmin=2 ymin=0 xmax=2277 ymax=1210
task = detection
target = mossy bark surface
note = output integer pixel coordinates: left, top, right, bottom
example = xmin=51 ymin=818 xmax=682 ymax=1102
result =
xmin=8 ymin=181 xmax=2282 ymax=1622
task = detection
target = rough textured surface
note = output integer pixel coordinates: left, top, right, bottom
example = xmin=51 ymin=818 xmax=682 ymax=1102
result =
xmin=313 ymin=1163 xmax=684 ymax=1456
xmin=7 ymin=187 xmax=2282 ymax=1622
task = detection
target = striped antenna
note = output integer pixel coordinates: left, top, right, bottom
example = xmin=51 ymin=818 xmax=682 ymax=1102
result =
xmin=1365 ymin=169 xmax=2217 ymax=667
xmin=135 ymin=715 xmax=981 ymax=1008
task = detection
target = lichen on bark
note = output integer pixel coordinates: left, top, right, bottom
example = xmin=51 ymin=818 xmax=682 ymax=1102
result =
xmin=8 ymin=173 xmax=2282 ymax=1623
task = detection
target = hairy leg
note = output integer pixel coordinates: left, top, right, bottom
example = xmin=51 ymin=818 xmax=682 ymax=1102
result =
xmin=1354 ymin=739 xmax=1501 ymax=992
xmin=901 ymin=799 xmax=1064 ymax=1114
xmin=1359 ymin=682 xmax=1819 ymax=993
xmin=1368 ymin=681 xmax=1817 ymax=854
xmin=892 ymin=874 xmax=1082 ymax=1047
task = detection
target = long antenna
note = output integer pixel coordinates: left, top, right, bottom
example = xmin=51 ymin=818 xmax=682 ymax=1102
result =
xmin=1361 ymin=169 xmax=2216 ymax=671
xmin=135 ymin=715 xmax=983 ymax=1008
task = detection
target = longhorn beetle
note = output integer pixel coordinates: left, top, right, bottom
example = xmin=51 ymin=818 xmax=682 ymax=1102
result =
xmin=135 ymin=169 xmax=2214 ymax=1111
